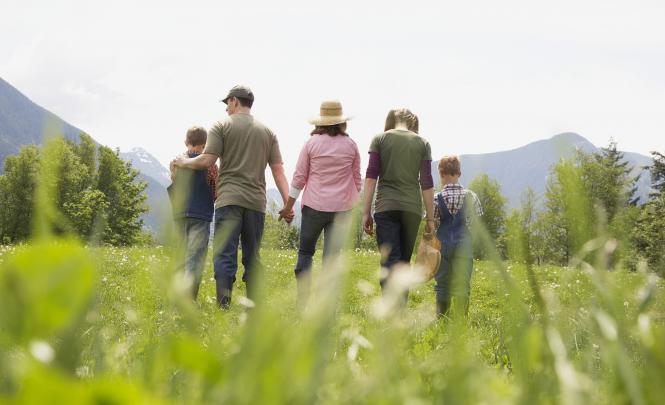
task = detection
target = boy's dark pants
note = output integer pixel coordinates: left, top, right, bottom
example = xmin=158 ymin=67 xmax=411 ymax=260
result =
xmin=374 ymin=210 xmax=421 ymax=301
xmin=434 ymin=242 xmax=473 ymax=317
xmin=213 ymin=205 xmax=265 ymax=307
xmin=176 ymin=217 xmax=211 ymax=299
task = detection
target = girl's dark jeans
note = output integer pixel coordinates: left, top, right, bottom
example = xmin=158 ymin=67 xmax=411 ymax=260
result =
xmin=373 ymin=210 xmax=421 ymax=290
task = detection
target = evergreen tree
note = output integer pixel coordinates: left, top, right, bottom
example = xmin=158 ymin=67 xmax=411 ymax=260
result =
xmin=648 ymin=151 xmax=665 ymax=195
xmin=538 ymin=141 xmax=640 ymax=266
xmin=578 ymin=141 xmax=639 ymax=223
xmin=631 ymin=151 xmax=665 ymax=275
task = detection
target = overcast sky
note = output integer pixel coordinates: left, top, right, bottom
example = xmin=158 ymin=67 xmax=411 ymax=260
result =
xmin=2 ymin=0 xmax=664 ymax=180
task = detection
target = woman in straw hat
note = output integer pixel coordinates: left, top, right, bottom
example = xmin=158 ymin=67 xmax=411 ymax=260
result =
xmin=361 ymin=108 xmax=435 ymax=305
xmin=279 ymin=100 xmax=361 ymax=309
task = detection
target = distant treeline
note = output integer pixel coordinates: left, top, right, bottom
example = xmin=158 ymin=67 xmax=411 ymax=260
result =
xmin=468 ymin=141 xmax=665 ymax=276
xmin=1 ymin=136 xmax=663 ymax=275
xmin=0 ymin=133 xmax=149 ymax=245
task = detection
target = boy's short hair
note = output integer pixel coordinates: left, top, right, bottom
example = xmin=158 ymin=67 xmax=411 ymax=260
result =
xmin=438 ymin=155 xmax=461 ymax=176
xmin=186 ymin=126 xmax=207 ymax=146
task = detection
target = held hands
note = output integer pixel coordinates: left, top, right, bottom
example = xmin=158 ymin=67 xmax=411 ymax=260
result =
xmin=278 ymin=207 xmax=295 ymax=224
xmin=362 ymin=213 xmax=374 ymax=236
xmin=278 ymin=196 xmax=296 ymax=225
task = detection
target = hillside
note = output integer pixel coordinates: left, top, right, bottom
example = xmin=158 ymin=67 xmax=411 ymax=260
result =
xmin=0 ymin=77 xmax=83 ymax=171
xmin=0 ymin=77 xmax=167 ymax=232
xmin=435 ymin=132 xmax=653 ymax=208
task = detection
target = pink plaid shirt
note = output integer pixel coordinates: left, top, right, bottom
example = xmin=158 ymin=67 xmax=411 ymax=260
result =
xmin=289 ymin=134 xmax=362 ymax=212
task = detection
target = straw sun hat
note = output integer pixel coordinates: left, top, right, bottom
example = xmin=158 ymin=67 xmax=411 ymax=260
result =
xmin=308 ymin=100 xmax=352 ymax=126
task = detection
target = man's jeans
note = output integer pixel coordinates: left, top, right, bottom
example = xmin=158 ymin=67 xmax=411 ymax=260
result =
xmin=213 ymin=205 xmax=265 ymax=293
xmin=294 ymin=206 xmax=351 ymax=276
xmin=374 ymin=210 xmax=421 ymax=289
xmin=176 ymin=217 xmax=211 ymax=298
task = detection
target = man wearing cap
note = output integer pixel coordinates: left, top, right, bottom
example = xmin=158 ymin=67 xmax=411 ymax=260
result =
xmin=174 ymin=85 xmax=293 ymax=309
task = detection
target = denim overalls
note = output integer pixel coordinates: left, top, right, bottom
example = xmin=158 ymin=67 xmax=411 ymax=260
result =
xmin=434 ymin=192 xmax=474 ymax=313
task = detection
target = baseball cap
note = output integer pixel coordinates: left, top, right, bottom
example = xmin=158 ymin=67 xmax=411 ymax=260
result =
xmin=221 ymin=85 xmax=254 ymax=104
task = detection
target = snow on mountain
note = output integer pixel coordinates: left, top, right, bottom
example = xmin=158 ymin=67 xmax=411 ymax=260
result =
xmin=120 ymin=147 xmax=171 ymax=188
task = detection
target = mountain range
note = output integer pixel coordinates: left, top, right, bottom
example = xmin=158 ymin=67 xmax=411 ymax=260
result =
xmin=443 ymin=132 xmax=653 ymax=208
xmin=0 ymin=76 xmax=656 ymax=234
xmin=0 ymin=77 xmax=168 ymax=232
xmin=0 ymin=77 xmax=83 ymax=170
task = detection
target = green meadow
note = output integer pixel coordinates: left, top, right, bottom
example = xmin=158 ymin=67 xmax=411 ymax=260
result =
xmin=1 ymin=242 xmax=664 ymax=404
xmin=1 ymin=137 xmax=665 ymax=404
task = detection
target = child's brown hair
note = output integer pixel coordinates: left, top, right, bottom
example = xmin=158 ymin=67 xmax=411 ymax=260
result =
xmin=185 ymin=126 xmax=207 ymax=146
xmin=438 ymin=155 xmax=461 ymax=176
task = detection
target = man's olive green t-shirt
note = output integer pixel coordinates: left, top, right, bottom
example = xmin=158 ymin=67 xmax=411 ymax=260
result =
xmin=204 ymin=113 xmax=282 ymax=212
xmin=369 ymin=129 xmax=432 ymax=215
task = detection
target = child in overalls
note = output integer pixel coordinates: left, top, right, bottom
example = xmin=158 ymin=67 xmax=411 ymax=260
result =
xmin=433 ymin=156 xmax=483 ymax=318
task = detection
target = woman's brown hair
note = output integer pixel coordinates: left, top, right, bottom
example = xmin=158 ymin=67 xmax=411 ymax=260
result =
xmin=311 ymin=123 xmax=348 ymax=137
xmin=384 ymin=108 xmax=419 ymax=133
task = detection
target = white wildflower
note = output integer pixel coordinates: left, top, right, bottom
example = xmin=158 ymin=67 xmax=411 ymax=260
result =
xmin=30 ymin=340 xmax=55 ymax=364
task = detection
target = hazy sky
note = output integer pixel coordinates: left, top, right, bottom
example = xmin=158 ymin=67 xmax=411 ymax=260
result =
xmin=2 ymin=0 xmax=664 ymax=180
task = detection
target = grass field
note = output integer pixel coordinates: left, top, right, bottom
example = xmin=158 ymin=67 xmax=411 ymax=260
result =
xmin=1 ymin=242 xmax=664 ymax=404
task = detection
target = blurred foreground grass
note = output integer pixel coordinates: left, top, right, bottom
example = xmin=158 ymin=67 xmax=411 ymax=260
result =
xmin=1 ymin=243 xmax=664 ymax=404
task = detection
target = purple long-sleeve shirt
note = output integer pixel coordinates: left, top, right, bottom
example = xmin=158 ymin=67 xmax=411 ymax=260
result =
xmin=365 ymin=151 xmax=433 ymax=189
